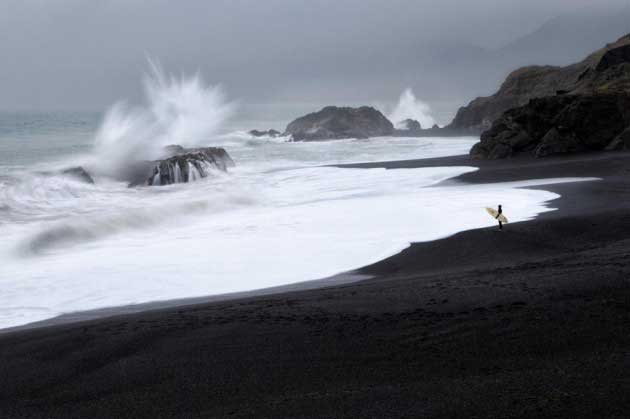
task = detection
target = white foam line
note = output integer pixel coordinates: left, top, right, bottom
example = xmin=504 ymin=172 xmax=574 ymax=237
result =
xmin=492 ymin=177 xmax=602 ymax=188
xmin=0 ymin=166 xmax=600 ymax=330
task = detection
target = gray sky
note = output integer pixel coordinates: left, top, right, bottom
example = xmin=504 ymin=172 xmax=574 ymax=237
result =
xmin=0 ymin=0 xmax=628 ymax=117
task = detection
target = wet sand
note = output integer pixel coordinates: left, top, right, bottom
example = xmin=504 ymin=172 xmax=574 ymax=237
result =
xmin=1 ymin=152 xmax=630 ymax=418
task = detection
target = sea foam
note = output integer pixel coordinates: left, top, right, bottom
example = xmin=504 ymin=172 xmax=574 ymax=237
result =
xmin=0 ymin=160 xmax=596 ymax=329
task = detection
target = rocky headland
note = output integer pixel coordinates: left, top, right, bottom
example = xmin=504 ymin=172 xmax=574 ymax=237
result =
xmin=470 ymin=93 xmax=630 ymax=159
xmin=451 ymin=34 xmax=630 ymax=133
xmin=466 ymin=34 xmax=630 ymax=159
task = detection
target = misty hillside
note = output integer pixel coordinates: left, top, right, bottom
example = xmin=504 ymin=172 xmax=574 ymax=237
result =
xmin=422 ymin=6 xmax=630 ymax=122
xmin=496 ymin=6 xmax=630 ymax=67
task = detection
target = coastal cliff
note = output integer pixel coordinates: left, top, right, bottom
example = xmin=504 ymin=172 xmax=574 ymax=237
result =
xmin=466 ymin=34 xmax=630 ymax=159
xmin=470 ymin=94 xmax=630 ymax=159
xmin=451 ymin=34 xmax=630 ymax=132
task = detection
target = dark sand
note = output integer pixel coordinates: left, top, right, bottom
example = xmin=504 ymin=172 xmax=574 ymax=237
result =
xmin=2 ymin=152 xmax=630 ymax=418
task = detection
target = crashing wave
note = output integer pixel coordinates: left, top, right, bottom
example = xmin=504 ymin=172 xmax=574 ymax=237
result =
xmin=88 ymin=61 xmax=235 ymax=181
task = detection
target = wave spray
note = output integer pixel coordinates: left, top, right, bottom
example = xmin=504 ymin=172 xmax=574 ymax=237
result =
xmin=89 ymin=61 xmax=235 ymax=180
xmin=388 ymin=88 xmax=436 ymax=130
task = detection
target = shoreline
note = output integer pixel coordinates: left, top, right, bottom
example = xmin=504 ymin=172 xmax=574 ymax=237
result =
xmin=2 ymin=151 xmax=630 ymax=417
xmin=2 ymin=152 xmax=602 ymax=333
xmin=3 ymin=273 xmax=368 ymax=334
xmin=8 ymin=151 xmax=619 ymax=332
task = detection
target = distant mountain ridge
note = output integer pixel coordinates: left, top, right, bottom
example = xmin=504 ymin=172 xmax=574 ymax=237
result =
xmin=496 ymin=7 xmax=630 ymax=67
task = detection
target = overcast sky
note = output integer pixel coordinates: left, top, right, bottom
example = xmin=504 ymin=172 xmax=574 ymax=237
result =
xmin=0 ymin=0 xmax=628 ymax=115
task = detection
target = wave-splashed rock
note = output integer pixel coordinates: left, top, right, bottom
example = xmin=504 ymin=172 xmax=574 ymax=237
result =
xmin=396 ymin=119 xmax=422 ymax=132
xmin=39 ymin=166 xmax=94 ymax=184
xmin=249 ymin=129 xmax=281 ymax=138
xmin=60 ymin=167 xmax=94 ymax=184
xmin=470 ymin=93 xmax=630 ymax=159
xmin=135 ymin=146 xmax=234 ymax=187
xmin=285 ymin=106 xmax=394 ymax=141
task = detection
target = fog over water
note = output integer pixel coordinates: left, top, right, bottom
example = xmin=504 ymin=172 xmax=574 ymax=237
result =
xmin=0 ymin=0 xmax=628 ymax=117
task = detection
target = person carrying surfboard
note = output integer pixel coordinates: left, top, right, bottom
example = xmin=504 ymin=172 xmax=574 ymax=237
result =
xmin=485 ymin=205 xmax=508 ymax=231
xmin=496 ymin=205 xmax=503 ymax=230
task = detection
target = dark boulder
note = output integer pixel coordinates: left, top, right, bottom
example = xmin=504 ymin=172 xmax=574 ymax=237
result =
xmin=397 ymin=119 xmax=422 ymax=132
xmin=285 ymin=106 xmax=394 ymax=141
xmin=249 ymin=129 xmax=281 ymax=138
xmin=128 ymin=146 xmax=235 ymax=187
xmin=470 ymin=93 xmax=630 ymax=159
xmin=61 ymin=167 xmax=94 ymax=184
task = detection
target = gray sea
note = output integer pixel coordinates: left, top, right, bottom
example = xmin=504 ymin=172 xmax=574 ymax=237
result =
xmin=0 ymin=78 xmax=562 ymax=330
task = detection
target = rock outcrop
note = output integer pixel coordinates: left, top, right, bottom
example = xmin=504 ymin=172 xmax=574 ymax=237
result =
xmin=396 ymin=119 xmax=422 ymax=132
xmin=470 ymin=93 xmax=630 ymax=159
xmin=451 ymin=34 xmax=630 ymax=132
xmin=129 ymin=146 xmax=234 ymax=187
xmin=606 ymin=126 xmax=630 ymax=151
xmin=249 ymin=129 xmax=282 ymax=138
xmin=60 ymin=167 xmax=94 ymax=184
xmin=285 ymin=106 xmax=394 ymax=141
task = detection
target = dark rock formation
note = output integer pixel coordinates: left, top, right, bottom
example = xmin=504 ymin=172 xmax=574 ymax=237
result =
xmin=606 ymin=127 xmax=630 ymax=151
xmin=61 ymin=167 xmax=94 ymax=184
xmin=451 ymin=34 xmax=630 ymax=131
xmin=148 ymin=147 xmax=234 ymax=186
xmin=397 ymin=119 xmax=422 ymax=132
xmin=128 ymin=146 xmax=234 ymax=187
xmin=249 ymin=129 xmax=281 ymax=138
xmin=470 ymin=94 xmax=630 ymax=159
xmin=285 ymin=106 xmax=394 ymax=141
xmin=596 ymin=45 xmax=630 ymax=72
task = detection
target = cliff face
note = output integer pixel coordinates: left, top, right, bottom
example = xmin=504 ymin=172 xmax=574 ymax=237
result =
xmin=470 ymin=94 xmax=630 ymax=159
xmin=450 ymin=34 xmax=630 ymax=132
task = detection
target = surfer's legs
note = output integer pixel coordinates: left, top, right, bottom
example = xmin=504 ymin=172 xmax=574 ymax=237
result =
xmin=499 ymin=221 xmax=503 ymax=230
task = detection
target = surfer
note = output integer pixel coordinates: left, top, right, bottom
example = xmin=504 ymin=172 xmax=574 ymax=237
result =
xmin=496 ymin=205 xmax=503 ymax=230
xmin=485 ymin=205 xmax=507 ymax=230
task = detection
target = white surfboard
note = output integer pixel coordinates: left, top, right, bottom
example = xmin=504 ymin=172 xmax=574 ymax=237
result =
xmin=486 ymin=207 xmax=508 ymax=223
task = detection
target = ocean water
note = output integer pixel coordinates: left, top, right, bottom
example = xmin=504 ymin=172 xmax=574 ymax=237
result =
xmin=0 ymin=71 xmax=592 ymax=329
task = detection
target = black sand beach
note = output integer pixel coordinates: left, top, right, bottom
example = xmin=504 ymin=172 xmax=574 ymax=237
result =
xmin=2 ymin=152 xmax=630 ymax=418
